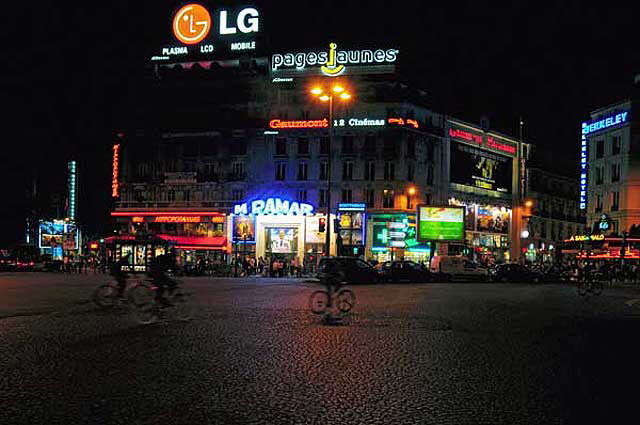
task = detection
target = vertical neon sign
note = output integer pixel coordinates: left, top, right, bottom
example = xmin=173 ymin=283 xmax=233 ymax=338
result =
xmin=579 ymin=131 xmax=587 ymax=210
xmin=67 ymin=161 xmax=77 ymax=220
xmin=112 ymin=144 xmax=120 ymax=197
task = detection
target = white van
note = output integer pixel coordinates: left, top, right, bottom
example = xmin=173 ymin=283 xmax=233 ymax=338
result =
xmin=429 ymin=256 xmax=489 ymax=282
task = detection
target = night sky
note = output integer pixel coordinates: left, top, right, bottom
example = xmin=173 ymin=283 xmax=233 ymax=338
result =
xmin=2 ymin=1 xmax=638 ymax=247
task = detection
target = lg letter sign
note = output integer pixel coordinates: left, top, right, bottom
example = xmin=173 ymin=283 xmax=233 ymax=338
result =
xmin=173 ymin=4 xmax=259 ymax=44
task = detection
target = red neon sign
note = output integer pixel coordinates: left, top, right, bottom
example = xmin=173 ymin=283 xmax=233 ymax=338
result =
xmin=154 ymin=216 xmax=202 ymax=223
xmin=269 ymin=119 xmax=328 ymax=129
xmin=388 ymin=118 xmax=405 ymax=125
xmin=132 ymin=216 xmax=144 ymax=223
xmin=388 ymin=117 xmax=420 ymax=129
xmin=89 ymin=243 xmax=99 ymax=249
xmin=486 ymin=136 xmax=517 ymax=154
xmin=112 ymin=212 xmax=224 ymax=217
xmin=112 ymin=144 xmax=120 ymax=197
xmin=449 ymin=128 xmax=483 ymax=145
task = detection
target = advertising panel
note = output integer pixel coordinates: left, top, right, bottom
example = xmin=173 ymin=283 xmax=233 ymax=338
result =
xmin=476 ymin=206 xmax=510 ymax=234
xmin=39 ymin=220 xmax=78 ymax=250
xmin=267 ymin=228 xmax=297 ymax=254
xmin=305 ymin=217 xmax=326 ymax=244
xmin=417 ymin=206 xmax=465 ymax=242
xmin=450 ymin=143 xmax=513 ymax=193
xmin=233 ymin=215 xmax=256 ymax=242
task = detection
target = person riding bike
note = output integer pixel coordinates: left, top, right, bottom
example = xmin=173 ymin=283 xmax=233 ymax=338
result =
xmin=110 ymin=255 xmax=131 ymax=298
xmin=148 ymin=251 xmax=179 ymax=307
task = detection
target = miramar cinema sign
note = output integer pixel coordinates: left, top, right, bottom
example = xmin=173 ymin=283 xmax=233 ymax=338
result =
xmin=271 ymin=42 xmax=400 ymax=77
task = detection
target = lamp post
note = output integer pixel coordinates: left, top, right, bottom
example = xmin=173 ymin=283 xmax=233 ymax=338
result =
xmin=310 ymin=84 xmax=353 ymax=257
xmin=407 ymin=186 xmax=416 ymax=210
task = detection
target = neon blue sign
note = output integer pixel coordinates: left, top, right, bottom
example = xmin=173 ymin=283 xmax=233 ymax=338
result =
xmin=582 ymin=111 xmax=628 ymax=135
xmin=338 ymin=203 xmax=366 ymax=211
xmin=234 ymin=198 xmax=314 ymax=216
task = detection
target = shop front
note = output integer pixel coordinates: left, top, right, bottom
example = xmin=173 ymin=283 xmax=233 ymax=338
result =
xmin=367 ymin=212 xmax=432 ymax=265
xmin=449 ymin=198 xmax=512 ymax=264
xmin=231 ymin=197 xmax=334 ymax=272
xmin=110 ymin=211 xmax=229 ymax=272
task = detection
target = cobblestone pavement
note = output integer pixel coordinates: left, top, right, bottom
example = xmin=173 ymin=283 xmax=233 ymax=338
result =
xmin=1 ymin=272 xmax=640 ymax=424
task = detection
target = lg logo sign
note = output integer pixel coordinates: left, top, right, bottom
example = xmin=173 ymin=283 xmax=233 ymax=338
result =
xmin=173 ymin=3 xmax=260 ymax=45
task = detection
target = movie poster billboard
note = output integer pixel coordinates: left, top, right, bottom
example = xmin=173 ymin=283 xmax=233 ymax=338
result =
xmin=476 ymin=206 xmax=511 ymax=234
xmin=233 ymin=215 xmax=256 ymax=242
xmin=450 ymin=143 xmax=513 ymax=194
xmin=267 ymin=228 xmax=297 ymax=254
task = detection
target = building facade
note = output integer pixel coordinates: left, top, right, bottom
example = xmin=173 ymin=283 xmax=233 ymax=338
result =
xmin=583 ymin=98 xmax=638 ymax=235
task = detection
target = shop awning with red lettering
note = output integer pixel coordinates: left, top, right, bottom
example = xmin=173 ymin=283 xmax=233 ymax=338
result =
xmin=156 ymin=235 xmax=227 ymax=250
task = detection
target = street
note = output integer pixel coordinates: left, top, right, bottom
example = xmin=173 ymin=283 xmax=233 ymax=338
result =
xmin=2 ymin=273 xmax=640 ymax=424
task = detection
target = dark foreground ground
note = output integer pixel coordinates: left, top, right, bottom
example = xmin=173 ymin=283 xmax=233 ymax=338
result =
xmin=2 ymin=273 xmax=640 ymax=424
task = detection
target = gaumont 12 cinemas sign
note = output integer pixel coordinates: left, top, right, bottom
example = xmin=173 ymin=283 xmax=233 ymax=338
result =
xmin=150 ymin=3 xmax=262 ymax=63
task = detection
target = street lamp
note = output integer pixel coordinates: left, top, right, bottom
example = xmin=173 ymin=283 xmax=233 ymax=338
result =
xmin=310 ymin=83 xmax=353 ymax=257
xmin=407 ymin=187 xmax=416 ymax=209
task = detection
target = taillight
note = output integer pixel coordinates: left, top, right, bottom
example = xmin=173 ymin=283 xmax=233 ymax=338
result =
xmin=29 ymin=262 xmax=34 ymax=266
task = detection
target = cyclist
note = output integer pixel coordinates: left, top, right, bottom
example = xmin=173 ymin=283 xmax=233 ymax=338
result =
xmin=149 ymin=250 xmax=179 ymax=306
xmin=110 ymin=255 xmax=131 ymax=299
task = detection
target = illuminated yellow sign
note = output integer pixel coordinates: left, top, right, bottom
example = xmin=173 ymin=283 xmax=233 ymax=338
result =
xmin=567 ymin=234 xmax=605 ymax=242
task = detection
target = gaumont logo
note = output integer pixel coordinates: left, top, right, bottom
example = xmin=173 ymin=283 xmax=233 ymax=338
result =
xmin=272 ymin=42 xmax=399 ymax=77
xmin=269 ymin=119 xmax=329 ymax=129
xmin=173 ymin=4 xmax=211 ymax=45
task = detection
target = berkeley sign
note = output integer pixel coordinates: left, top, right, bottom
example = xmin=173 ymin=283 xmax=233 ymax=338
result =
xmin=582 ymin=111 xmax=629 ymax=135
xmin=234 ymin=198 xmax=315 ymax=216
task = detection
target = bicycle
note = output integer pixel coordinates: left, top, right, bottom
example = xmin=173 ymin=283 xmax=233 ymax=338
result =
xmin=309 ymin=283 xmax=356 ymax=315
xmin=128 ymin=280 xmax=193 ymax=325
xmin=577 ymin=274 xmax=604 ymax=296
xmin=93 ymin=278 xmax=138 ymax=309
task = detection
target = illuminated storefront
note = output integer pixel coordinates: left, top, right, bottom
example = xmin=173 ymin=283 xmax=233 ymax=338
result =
xmin=111 ymin=211 xmax=228 ymax=270
xmin=337 ymin=203 xmax=366 ymax=257
xmin=231 ymin=197 xmax=334 ymax=269
xmin=367 ymin=213 xmax=431 ymax=264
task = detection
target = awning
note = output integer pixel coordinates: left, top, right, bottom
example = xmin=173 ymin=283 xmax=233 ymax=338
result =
xmin=156 ymin=235 xmax=227 ymax=250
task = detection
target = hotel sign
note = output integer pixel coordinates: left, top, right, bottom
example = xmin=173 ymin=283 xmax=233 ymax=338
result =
xmin=566 ymin=234 xmax=605 ymax=242
xmin=271 ymin=42 xmax=399 ymax=77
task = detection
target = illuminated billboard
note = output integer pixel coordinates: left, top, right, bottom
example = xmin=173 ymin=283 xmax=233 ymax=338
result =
xmin=450 ymin=143 xmax=513 ymax=194
xmin=39 ymin=220 xmax=79 ymax=250
xmin=417 ymin=206 xmax=465 ymax=242
xmin=150 ymin=3 xmax=262 ymax=63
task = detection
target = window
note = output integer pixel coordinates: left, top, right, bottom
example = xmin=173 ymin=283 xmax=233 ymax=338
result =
xmin=168 ymin=190 xmax=175 ymax=202
xmin=595 ymin=193 xmax=603 ymax=212
xmin=406 ymin=136 xmax=416 ymax=157
xmin=365 ymin=188 xmax=375 ymax=207
xmin=298 ymin=189 xmax=308 ymax=202
xmin=319 ymin=162 xmax=328 ymax=180
xmin=365 ymin=161 xmax=376 ymax=181
xmin=425 ymin=142 xmax=433 ymax=161
xmin=230 ymin=139 xmax=247 ymax=155
xmin=384 ymin=162 xmax=395 ymax=180
xmin=540 ymin=222 xmax=547 ymax=238
xmin=137 ymin=163 xmax=149 ymax=177
xmin=183 ymin=190 xmax=191 ymax=202
xmin=319 ymin=189 xmax=327 ymax=208
xmin=232 ymin=162 xmax=245 ymax=178
xmin=297 ymin=137 xmax=309 ymax=155
xmin=426 ymin=165 xmax=434 ymax=185
xmin=383 ymin=137 xmax=394 ymax=155
xmin=342 ymin=161 xmax=354 ymax=180
xmin=320 ymin=136 xmax=329 ymax=155
xmin=275 ymin=138 xmax=287 ymax=156
xmin=341 ymin=188 xmax=353 ymax=203
xmin=365 ymin=134 xmax=376 ymax=151
xmin=595 ymin=139 xmax=604 ymax=159
xmin=232 ymin=189 xmax=244 ymax=201
xmin=611 ymin=163 xmax=620 ymax=182
xmin=612 ymin=136 xmax=621 ymax=155
xmin=275 ymin=163 xmax=286 ymax=180
xmin=611 ymin=191 xmax=620 ymax=211
xmin=383 ymin=189 xmax=395 ymax=208
xmin=342 ymin=135 xmax=354 ymax=154
xmin=407 ymin=163 xmax=414 ymax=182
xmin=596 ymin=166 xmax=604 ymax=185
xmin=297 ymin=162 xmax=308 ymax=180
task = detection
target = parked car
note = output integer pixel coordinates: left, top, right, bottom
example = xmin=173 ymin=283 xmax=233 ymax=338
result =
xmin=492 ymin=263 xmax=543 ymax=283
xmin=0 ymin=254 xmax=16 ymax=272
xmin=430 ymin=256 xmax=489 ymax=282
xmin=317 ymin=256 xmax=381 ymax=284
xmin=379 ymin=260 xmax=432 ymax=283
xmin=15 ymin=257 xmax=35 ymax=271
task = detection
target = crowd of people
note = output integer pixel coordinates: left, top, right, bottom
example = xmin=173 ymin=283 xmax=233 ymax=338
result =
xmin=61 ymin=254 xmax=108 ymax=274
xmin=231 ymin=256 xmax=308 ymax=278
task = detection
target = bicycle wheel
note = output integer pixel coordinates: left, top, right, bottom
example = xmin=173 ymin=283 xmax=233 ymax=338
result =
xmin=336 ymin=289 xmax=356 ymax=313
xmin=169 ymin=289 xmax=193 ymax=321
xmin=128 ymin=284 xmax=158 ymax=324
xmin=93 ymin=284 xmax=117 ymax=309
xmin=309 ymin=290 xmax=330 ymax=314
